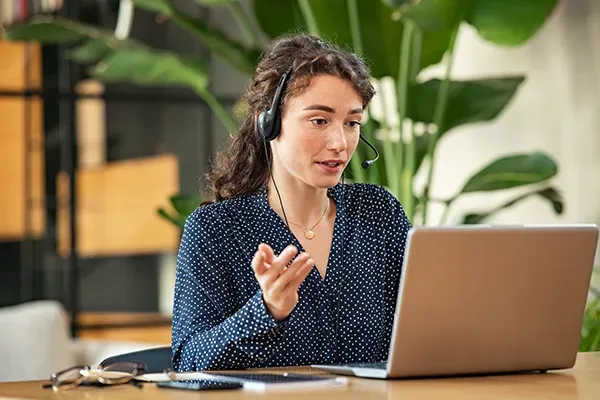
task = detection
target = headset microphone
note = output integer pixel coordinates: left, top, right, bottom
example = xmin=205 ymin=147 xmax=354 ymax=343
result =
xmin=359 ymin=134 xmax=379 ymax=169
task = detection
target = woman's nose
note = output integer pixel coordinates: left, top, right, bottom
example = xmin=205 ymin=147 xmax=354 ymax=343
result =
xmin=327 ymin=125 xmax=347 ymax=152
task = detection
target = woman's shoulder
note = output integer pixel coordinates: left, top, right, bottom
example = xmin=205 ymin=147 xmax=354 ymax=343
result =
xmin=341 ymin=182 xmax=401 ymax=209
xmin=183 ymin=191 xmax=262 ymax=232
xmin=341 ymin=183 xmax=411 ymax=231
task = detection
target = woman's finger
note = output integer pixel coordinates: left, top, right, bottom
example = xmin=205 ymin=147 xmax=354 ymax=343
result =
xmin=260 ymin=243 xmax=275 ymax=266
xmin=269 ymin=252 xmax=310 ymax=293
xmin=282 ymin=258 xmax=314 ymax=297
xmin=251 ymin=248 xmax=268 ymax=276
xmin=265 ymin=245 xmax=298 ymax=284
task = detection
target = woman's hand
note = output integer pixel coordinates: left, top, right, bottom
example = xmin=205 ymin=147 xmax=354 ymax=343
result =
xmin=251 ymin=243 xmax=314 ymax=321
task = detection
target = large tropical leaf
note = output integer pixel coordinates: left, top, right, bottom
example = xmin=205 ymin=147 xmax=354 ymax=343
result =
xmin=579 ymin=297 xmax=600 ymax=352
xmin=254 ymin=0 xmax=404 ymax=79
xmin=460 ymin=152 xmax=558 ymax=193
xmin=170 ymin=194 xmax=202 ymax=217
xmin=197 ymin=0 xmax=237 ymax=4
xmin=398 ymin=0 xmax=463 ymax=69
xmin=467 ymin=0 xmax=559 ymax=46
xmin=413 ymin=133 xmax=430 ymax=175
xmin=134 ymin=0 xmax=173 ymax=14
xmin=461 ymin=186 xmax=563 ymax=224
xmin=253 ymin=0 xmax=307 ymax=38
xmin=69 ymin=38 xmax=115 ymax=63
xmin=158 ymin=193 xmax=203 ymax=230
xmin=135 ymin=0 xmax=261 ymax=74
xmin=4 ymin=17 xmax=88 ymax=42
xmin=303 ymin=0 xmax=354 ymax=47
xmin=90 ymin=47 xmax=209 ymax=91
xmin=382 ymin=0 xmax=411 ymax=7
xmin=408 ymin=76 xmax=525 ymax=133
xmin=353 ymin=0 xmax=404 ymax=78
xmin=418 ymin=29 xmax=453 ymax=70
xmin=3 ymin=15 xmax=143 ymax=66
xmin=3 ymin=15 xmax=114 ymax=43
xmin=399 ymin=0 xmax=463 ymax=32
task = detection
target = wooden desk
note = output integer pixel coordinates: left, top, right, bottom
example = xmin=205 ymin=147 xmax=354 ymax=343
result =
xmin=1 ymin=352 xmax=599 ymax=400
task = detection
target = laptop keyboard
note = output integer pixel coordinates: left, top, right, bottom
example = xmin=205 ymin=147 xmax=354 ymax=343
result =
xmin=338 ymin=362 xmax=387 ymax=369
xmin=211 ymin=373 xmax=336 ymax=383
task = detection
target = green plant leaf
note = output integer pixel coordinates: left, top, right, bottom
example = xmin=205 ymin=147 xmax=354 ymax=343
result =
xmin=411 ymin=77 xmax=526 ymax=174
xmin=3 ymin=15 xmax=108 ymax=43
xmin=176 ymin=12 xmax=261 ymax=74
xmin=400 ymin=0 xmax=462 ymax=32
xmin=353 ymin=0 xmax=404 ymax=78
xmin=253 ymin=0 xmax=448 ymax=76
xmin=467 ymin=0 xmax=559 ymax=46
xmin=253 ymin=0 xmax=307 ymax=39
xmin=460 ymin=186 xmax=563 ymax=224
xmin=69 ymin=38 xmax=113 ymax=63
xmin=90 ymin=47 xmax=209 ymax=91
xmin=304 ymin=0 xmax=354 ymax=46
xmin=579 ymin=297 xmax=600 ymax=352
xmin=157 ymin=208 xmax=184 ymax=229
xmin=460 ymin=152 xmax=558 ymax=193
xmin=419 ymin=29 xmax=453 ymax=70
xmin=170 ymin=194 xmax=202 ymax=217
xmin=413 ymin=133 xmax=430 ymax=175
xmin=196 ymin=0 xmax=238 ymax=5
xmin=158 ymin=193 xmax=203 ymax=230
xmin=4 ymin=20 xmax=83 ymax=42
xmin=382 ymin=0 xmax=411 ymax=7
xmin=397 ymin=0 xmax=463 ymax=70
xmin=134 ymin=0 xmax=174 ymax=15
xmin=408 ymin=76 xmax=526 ymax=133
xmin=254 ymin=0 xmax=403 ymax=79
xmin=136 ymin=0 xmax=260 ymax=74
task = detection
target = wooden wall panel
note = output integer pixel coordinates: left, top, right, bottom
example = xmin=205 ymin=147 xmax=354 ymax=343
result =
xmin=58 ymin=154 xmax=181 ymax=257
xmin=0 ymin=40 xmax=41 ymax=90
xmin=77 ymin=325 xmax=171 ymax=345
xmin=76 ymin=312 xmax=172 ymax=345
xmin=76 ymin=79 xmax=106 ymax=169
xmin=0 ymin=40 xmax=44 ymax=240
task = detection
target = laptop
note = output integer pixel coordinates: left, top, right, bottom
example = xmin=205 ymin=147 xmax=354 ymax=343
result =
xmin=312 ymin=224 xmax=599 ymax=379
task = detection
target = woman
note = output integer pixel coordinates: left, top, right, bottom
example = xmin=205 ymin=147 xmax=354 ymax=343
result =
xmin=171 ymin=34 xmax=412 ymax=372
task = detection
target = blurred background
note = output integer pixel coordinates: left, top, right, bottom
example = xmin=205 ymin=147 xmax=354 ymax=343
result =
xmin=0 ymin=0 xmax=599 ymax=382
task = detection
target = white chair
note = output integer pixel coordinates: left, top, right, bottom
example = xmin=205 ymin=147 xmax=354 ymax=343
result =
xmin=0 ymin=300 xmax=161 ymax=382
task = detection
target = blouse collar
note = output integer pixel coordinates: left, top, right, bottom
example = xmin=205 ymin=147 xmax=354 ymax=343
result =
xmin=252 ymin=182 xmax=344 ymax=216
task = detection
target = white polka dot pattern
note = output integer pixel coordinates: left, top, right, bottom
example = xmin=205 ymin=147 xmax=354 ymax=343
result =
xmin=171 ymin=183 xmax=412 ymax=372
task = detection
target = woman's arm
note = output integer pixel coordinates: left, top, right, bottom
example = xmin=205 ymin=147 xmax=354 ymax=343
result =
xmin=171 ymin=207 xmax=290 ymax=372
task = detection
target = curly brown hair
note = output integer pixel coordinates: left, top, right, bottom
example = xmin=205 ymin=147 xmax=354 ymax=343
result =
xmin=203 ymin=33 xmax=376 ymax=204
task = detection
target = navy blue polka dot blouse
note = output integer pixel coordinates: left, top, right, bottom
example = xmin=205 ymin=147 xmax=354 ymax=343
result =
xmin=171 ymin=182 xmax=412 ymax=372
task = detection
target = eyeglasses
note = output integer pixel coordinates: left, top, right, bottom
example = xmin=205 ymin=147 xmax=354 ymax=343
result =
xmin=43 ymin=361 xmax=146 ymax=391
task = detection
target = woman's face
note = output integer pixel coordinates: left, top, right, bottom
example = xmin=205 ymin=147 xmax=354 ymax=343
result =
xmin=272 ymin=74 xmax=364 ymax=189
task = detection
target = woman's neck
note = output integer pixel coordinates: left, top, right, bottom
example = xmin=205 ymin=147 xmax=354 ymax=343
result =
xmin=266 ymin=176 xmax=331 ymax=229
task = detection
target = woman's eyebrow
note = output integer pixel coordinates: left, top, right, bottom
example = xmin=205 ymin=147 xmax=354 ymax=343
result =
xmin=302 ymin=104 xmax=363 ymax=115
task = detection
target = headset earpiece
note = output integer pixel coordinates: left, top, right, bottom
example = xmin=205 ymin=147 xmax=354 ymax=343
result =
xmin=258 ymin=68 xmax=292 ymax=142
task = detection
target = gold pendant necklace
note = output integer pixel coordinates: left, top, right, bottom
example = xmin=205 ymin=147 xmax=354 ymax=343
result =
xmin=287 ymin=198 xmax=330 ymax=240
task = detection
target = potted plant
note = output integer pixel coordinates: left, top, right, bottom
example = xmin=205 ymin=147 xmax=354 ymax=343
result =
xmin=9 ymin=1 xmax=598 ymax=347
xmin=4 ymin=0 xmax=564 ymax=226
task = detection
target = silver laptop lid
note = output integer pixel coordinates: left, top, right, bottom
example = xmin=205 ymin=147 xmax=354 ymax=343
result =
xmin=386 ymin=224 xmax=599 ymax=378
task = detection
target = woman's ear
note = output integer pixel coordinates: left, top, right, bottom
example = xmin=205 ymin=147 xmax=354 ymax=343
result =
xmin=254 ymin=110 xmax=260 ymax=125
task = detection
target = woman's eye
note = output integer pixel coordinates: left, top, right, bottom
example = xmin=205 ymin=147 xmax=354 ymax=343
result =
xmin=347 ymin=121 xmax=362 ymax=128
xmin=311 ymin=118 xmax=327 ymax=126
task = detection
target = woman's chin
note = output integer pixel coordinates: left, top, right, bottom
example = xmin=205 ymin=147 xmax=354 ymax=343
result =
xmin=311 ymin=175 xmax=342 ymax=189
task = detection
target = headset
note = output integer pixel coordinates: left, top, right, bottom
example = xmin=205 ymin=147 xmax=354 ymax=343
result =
xmin=257 ymin=67 xmax=380 ymax=169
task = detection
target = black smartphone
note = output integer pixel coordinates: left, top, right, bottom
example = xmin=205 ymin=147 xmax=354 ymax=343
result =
xmin=157 ymin=379 xmax=243 ymax=391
